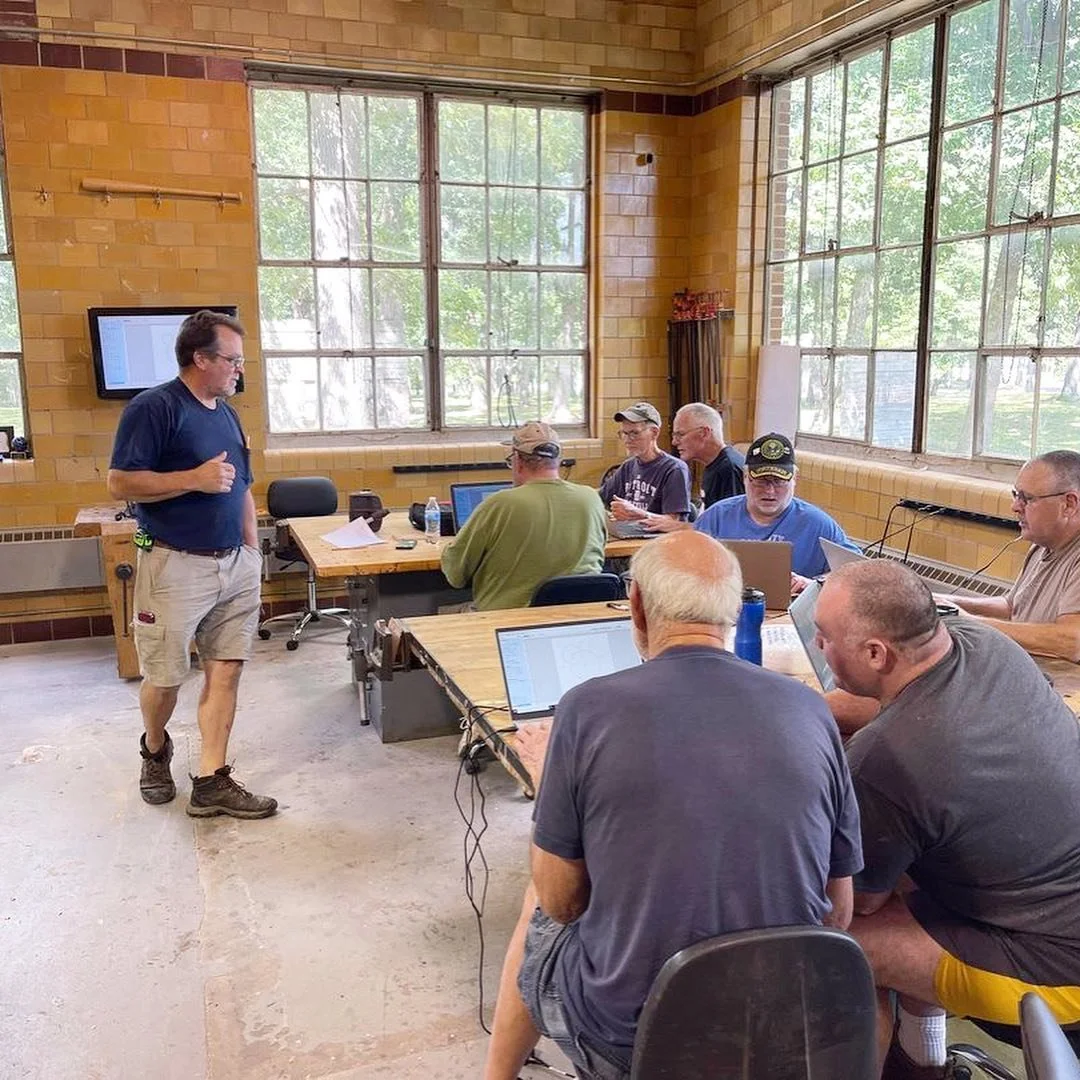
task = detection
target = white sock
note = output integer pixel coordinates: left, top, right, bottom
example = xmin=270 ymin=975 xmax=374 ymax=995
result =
xmin=897 ymin=1006 xmax=947 ymax=1067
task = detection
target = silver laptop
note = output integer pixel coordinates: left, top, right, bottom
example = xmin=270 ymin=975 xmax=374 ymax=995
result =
xmin=787 ymin=580 xmax=836 ymax=692
xmin=607 ymin=519 xmax=661 ymax=540
xmin=495 ymin=617 xmax=642 ymax=722
xmin=820 ymin=537 xmax=866 ymax=573
xmin=723 ymin=540 xmax=793 ymax=610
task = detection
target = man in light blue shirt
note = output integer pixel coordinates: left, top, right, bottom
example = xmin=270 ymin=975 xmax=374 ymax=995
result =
xmin=694 ymin=432 xmax=859 ymax=591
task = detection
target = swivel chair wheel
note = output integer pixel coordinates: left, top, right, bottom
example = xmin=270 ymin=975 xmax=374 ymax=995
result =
xmin=286 ymin=639 xmax=299 ymax=651
xmin=258 ymin=628 xmax=271 ymax=640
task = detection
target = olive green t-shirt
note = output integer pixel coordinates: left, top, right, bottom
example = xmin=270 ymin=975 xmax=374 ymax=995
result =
xmin=440 ymin=478 xmax=607 ymax=611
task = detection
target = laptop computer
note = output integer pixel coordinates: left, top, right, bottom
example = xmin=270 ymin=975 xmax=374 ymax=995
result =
xmin=449 ymin=481 xmax=512 ymax=534
xmin=820 ymin=537 xmax=866 ymax=573
xmin=495 ymin=617 xmax=642 ymax=722
xmin=607 ymin=519 xmax=661 ymax=540
xmin=787 ymin=579 xmax=836 ymax=692
xmin=722 ymin=539 xmax=793 ymax=610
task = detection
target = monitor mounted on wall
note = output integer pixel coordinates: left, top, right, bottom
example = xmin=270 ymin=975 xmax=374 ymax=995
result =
xmin=88 ymin=305 xmax=241 ymax=400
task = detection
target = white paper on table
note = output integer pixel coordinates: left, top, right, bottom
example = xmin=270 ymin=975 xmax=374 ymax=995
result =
xmin=320 ymin=516 xmax=387 ymax=549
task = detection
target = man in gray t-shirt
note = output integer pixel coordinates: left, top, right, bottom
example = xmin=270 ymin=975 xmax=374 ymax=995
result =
xmin=482 ymin=532 xmax=862 ymax=1080
xmin=815 ymin=560 xmax=1080 ymax=1080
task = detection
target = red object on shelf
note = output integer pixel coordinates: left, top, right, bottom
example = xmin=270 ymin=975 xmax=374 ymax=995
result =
xmin=671 ymin=289 xmax=721 ymax=321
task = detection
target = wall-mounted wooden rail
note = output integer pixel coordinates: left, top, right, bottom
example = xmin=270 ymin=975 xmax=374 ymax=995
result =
xmin=81 ymin=177 xmax=242 ymax=205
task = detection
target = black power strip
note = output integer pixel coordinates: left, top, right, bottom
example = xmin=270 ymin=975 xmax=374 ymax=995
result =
xmin=392 ymin=458 xmax=577 ymax=474
xmin=898 ymin=498 xmax=1016 ymax=531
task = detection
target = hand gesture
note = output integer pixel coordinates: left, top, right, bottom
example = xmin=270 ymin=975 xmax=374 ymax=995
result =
xmin=611 ymin=497 xmax=646 ymax=521
xmin=192 ymin=450 xmax=235 ymax=493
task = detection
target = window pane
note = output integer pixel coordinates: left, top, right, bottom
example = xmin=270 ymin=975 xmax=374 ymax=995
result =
xmin=805 ymin=162 xmax=839 ymax=252
xmin=494 ymin=352 xmax=539 ymax=420
xmin=932 ymin=238 xmax=986 ymax=347
xmin=769 ymin=172 xmax=802 ymax=261
xmin=440 ymin=269 xmax=488 ymax=349
xmin=370 ymin=181 xmax=420 ymax=261
xmin=540 ymin=109 xmax=585 ymax=187
xmin=489 ymin=186 xmax=538 ymax=265
xmin=368 ymin=97 xmax=419 ymax=180
xmin=807 ymin=67 xmax=842 ymax=164
xmin=926 ymin=352 xmax=976 ymax=456
xmin=258 ymin=178 xmax=310 ymax=259
xmin=316 ymin=267 xmax=370 ymax=350
xmin=772 ymin=78 xmax=805 ymax=173
xmin=876 ymin=247 xmax=922 ymax=348
xmin=441 ymin=185 xmax=488 ymax=263
xmin=443 ymin=354 xmax=489 ymax=425
xmin=0 ymin=186 xmax=9 ymax=251
xmin=540 ymin=272 xmax=585 ymax=349
xmin=313 ymin=179 xmax=368 ymax=261
xmin=872 ymin=351 xmax=916 ymax=448
xmin=937 ymin=121 xmax=992 ymax=237
xmin=266 ymin=355 xmax=319 ymax=431
xmin=539 ymin=190 xmax=585 ymax=265
xmin=1045 ymin=225 xmax=1080 ymax=345
xmin=981 ymin=352 xmax=1035 ymax=457
xmin=321 ymin=355 xmax=374 ymax=430
xmin=886 ymin=25 xmax=934 ymax=142
xmin=1066 ymin=0 xmax=1080 ymax=91
xmin=489 ymin=105 xmax=537 ymax=185
xmin=834 ymin=354 xmax=868 ymax=438
xmin=1052 ymin=94 xmax=1080 ymax=214
xmin=799 ymin=258 xmax=835 ymax=346
xmin=259 ymin=267 xmax=316 ymax=350
xmin=439 ymin=101 xmax=486 ymax=182
xmin=1036 ymin=356 xmax=1080 ymax=451
xmin=376 ymin=355 xmax=427 ymax=429
xmin=0 ymin=263 xmax=21 ymax=352
xmin=342 ymin=95 xmax=367 ymax=178
xmin=994 ymin=102 xmax=1054 ymax=224
xmin=253 ymin=89 xmax=309 ymax=175
xmin=880 ymin=138 xmax=928 ymax=245
xmin=493 ymin=271 xmax=539 ymax=349
xmin=984 ymin=229 xmax=1045 ymax=346
xmin=371 ymin=268 xmax=425 ymax=347
xmin=310 ymin=93 xmax=343 ymax=178
xmin=835 ymin=252 xmax=875 ymax=346
xmin=945 ymin=1 xmax=999 ymax=125
xmin=839 ymin=151 xmax=876 ymax=248
xmin=767 ymin=262 xmax=799 ymax=344
xmin=540 ymin=355 xmax=585 ymax=422
xmin=1004 ymin=0 xmax=1062 ymax=109
xmin=844 ymin=50 xmax=883 ymax=155
xmin=0 ymin=357 xmax=23 ymax=437
xmin=799 ymin=353 xmax=831 ymax=433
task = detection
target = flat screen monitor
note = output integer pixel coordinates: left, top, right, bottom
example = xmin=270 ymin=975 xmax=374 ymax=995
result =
xmin=88 ymin=305 xmax=240 ymax=400
xmin=449 ymin=481 xmax=512 ymax=533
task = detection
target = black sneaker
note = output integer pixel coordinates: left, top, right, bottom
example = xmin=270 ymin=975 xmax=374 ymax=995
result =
xmin=139 ymin=732 xmax=175 ymax=805
xmin=187 ymin=766 xmax=277 ymax=819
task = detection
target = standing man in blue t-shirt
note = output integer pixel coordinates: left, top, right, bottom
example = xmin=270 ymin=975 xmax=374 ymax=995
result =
xmin=694 ymin=432 xmax=859 ymax=590
xmin=107 ymin=310 xmax=276 ymax=820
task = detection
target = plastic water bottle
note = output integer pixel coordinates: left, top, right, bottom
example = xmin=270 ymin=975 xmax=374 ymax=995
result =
xmin=424 ymin=496 xmax=441 ymax=544
xmin=734 ymin=587 xmax=765 ymax=665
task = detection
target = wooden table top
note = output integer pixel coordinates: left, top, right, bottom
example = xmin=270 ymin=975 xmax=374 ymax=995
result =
xmin=286 ymin=510 xmax=647 ymax=578
xmin=74 ymin=505 xmax=137 ymax=537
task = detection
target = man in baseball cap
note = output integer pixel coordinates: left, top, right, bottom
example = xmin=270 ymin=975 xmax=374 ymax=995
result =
xmin=694 ymin=431 xmax=859 ymax=589
xmin=441 ymin=421 xmax=607 ymax=610
xmin=600 ymin=401 xmax=691 ymax=523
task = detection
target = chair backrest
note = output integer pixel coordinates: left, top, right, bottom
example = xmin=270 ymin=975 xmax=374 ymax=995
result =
xmin=630 ymin=925 xmax=878 ymax=1080
xmin=530 ymin=573 xmax=624 ymax=607
xmin=1022 ymin=993 xmax=1080 ymax=1080
xmin=267 ymin=477 xmax=338 ymax=520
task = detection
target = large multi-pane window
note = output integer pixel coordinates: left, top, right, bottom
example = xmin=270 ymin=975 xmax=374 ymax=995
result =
xmin=0 ymin=157 xmax=24 ymax=441
xmin=252 ymin=85 xmax=589 ymax=436
xmin=767 ymin=0 xmax=1080 ymax=461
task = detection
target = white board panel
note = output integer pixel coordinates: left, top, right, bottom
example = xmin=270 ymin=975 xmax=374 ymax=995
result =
xmin=755 ymin=344 xmax=800 ymax=437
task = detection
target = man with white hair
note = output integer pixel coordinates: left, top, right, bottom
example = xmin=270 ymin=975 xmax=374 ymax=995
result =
xmin=482 ymin=531 xmax=862 ymax=1080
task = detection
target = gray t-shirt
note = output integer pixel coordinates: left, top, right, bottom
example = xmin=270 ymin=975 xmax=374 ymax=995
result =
xmin=1008 ymin=531 xmax=1080 ymax=622
xmin=533 ymin=646 xmax=862 ymax=1064
xmin=599 ymin=451 xmax=691 ymax=517
xmin=846 ymin=620 xmax=1080 ymax=982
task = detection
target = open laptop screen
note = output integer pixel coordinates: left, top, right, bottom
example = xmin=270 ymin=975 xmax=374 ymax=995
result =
xmin=450 ymin=481 xmax=512 ymax=533
xmin=496 ymin=618 xmax=642 ymax=722
xmin=787 ymin=580 xmax=837 ymax=693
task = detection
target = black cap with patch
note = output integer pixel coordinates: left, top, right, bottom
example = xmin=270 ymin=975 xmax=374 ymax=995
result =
xmin=745 ymin=433 xmax=796 ymax=480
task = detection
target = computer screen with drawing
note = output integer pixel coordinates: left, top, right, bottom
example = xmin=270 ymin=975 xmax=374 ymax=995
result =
xmin=450 ymin=481 xmax=512 ymax=533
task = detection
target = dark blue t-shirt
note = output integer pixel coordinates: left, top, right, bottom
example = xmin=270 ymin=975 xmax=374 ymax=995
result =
xmin=532 ymin=646 xmax=862 ymax=1065
xmin=109 ymin=378 xmax=252 ymax=550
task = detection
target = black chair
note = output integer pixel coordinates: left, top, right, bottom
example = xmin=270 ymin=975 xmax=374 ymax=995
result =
xmin=530 ymin=573 xmax=624 ymax=606
xmin=1023 ymin=992 xmax=1080 ymax=1079
xmin=257 ymin=477 xmax=351 ymax=651
xmin=629 ymin=925 xmax=878 ymax=1079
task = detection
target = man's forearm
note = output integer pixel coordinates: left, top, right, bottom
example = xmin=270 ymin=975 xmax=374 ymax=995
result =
xmin=981 ymin=617 xmax=1080 ymax=662
xmin=950 ymin=593 xmax=1011 ymax=619
xmin=243 ymin=490 xmax=258 ymax=548
xmin=107 ymin=468 xmax=196 ymax=503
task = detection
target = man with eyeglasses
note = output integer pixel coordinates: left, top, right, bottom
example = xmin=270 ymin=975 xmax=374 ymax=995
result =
xmin=939 ymin=450 xmax=1080 ymax=663
xmin=693 ymin=432 xmax=858 ymax=589
xmin=816 ymin=560 xmax=1080 ymax=1079
xmin=598 ymin=402 xmax=691 ymax=522
xmin=107 ymin=309 xmax=276 ymax=820
xmin=441 ymin=421 xmax=606 ymax=611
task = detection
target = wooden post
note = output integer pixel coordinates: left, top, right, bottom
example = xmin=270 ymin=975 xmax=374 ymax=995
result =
xmin=99 ymin=523 xmax=140 ymax=679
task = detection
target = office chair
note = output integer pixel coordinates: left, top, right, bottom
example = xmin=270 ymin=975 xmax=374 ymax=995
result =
xmin=629 ymin=925 xmax=878 ymax=1079
xmin=530 ymin=573 xmax=624 ymax=606
xmin=257 ymin=477 xmax=351 ymax=651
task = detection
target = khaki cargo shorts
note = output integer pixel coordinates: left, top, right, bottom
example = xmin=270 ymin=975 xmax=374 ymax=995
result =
xmin=132 ymin=544 xmax=263 ymax=687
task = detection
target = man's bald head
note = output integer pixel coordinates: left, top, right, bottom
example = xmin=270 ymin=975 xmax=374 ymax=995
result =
xmin=826 ymin=560 xmax=939 ymax=647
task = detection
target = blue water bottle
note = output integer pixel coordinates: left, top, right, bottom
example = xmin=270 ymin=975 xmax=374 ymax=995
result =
xmin=735 ymin=587 xmax=765 ymax=665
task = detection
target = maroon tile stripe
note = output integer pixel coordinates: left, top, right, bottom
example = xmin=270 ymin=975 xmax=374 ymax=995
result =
xmin=601 ymin=79 xmax=754 ymax=117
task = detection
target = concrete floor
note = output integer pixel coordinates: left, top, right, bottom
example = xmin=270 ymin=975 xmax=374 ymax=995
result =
xmin=0 ymin=627 xmax=570 ymax=1080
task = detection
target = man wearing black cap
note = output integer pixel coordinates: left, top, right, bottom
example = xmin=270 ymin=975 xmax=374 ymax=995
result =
xmin=599 ymin=401 xmax=691 ymax=521
xmin=441 ymin=421 xmax=607 ymax=610
xmin=694 ymin=432 xmax=858 ymax=586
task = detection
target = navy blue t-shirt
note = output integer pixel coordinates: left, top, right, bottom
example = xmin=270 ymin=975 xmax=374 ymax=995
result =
xmin=109 ymin=378 xmax=252 ymax=550
xmin=532 ymin=646 xmax=862 ymax=1065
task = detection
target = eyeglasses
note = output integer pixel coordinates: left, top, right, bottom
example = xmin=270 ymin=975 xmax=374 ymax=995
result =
xmin=672 ymin=426 xmax=703 ymax=441
xmin=748 ymin=475 xmax=792 ymax=489
xmin=209 ymin=351 xmax=244 ymax=369
xmin=1011 ymin=488 xmax=1071 ymax=506
xmin=618 ymin=426 xmax=650 ymax=440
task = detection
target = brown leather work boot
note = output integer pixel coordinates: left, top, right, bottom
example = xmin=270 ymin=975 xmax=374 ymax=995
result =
xmin=139 ymin=731 xmax=175 ymax=804
xmin=187 ymin=766 xmax=277 ymax=819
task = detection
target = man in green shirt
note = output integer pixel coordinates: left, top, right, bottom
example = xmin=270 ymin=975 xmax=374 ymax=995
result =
xmin=441 ymin=422 xmax=607 ymax=611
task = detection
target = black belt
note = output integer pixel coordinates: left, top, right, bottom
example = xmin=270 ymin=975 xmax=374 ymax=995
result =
xmin=154 ymin=539 xmax=240 ymax=559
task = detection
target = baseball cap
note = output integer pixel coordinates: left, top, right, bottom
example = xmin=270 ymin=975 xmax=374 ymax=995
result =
xmin=501 ymin=421 xmax=561 ymax=459
xmin=614 ymin=402 xmax=661 ymax=427
xmin=745 ymin=433 xmax=796 ymax=480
